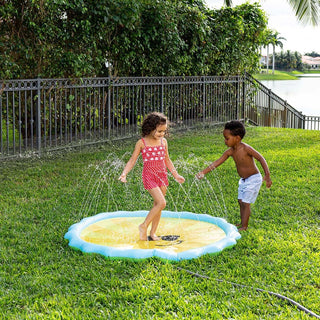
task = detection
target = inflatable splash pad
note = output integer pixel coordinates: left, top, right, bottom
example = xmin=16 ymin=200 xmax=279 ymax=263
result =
xmin=64 ymin=210 xmax=241 ymax=261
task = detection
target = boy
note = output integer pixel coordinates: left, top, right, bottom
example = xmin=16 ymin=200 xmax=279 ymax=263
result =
xmin=196 ymin=120 xmax=272 ymax=231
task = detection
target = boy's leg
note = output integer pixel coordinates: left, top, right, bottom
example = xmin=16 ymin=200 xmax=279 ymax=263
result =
xmin=237 ymin=174 xmax=262 ymax=230
xmin=238 ymin=200 xmax=251 ymax=230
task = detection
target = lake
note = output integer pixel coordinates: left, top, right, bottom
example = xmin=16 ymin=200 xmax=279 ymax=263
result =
xmin=261 ymin=74 xmax=320 ymax=116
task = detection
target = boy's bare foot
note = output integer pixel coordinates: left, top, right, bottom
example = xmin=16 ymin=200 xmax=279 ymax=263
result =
xmin=238 ymin=226 xmax=247 ymax=231
xmin=139 ymin=224 xmax=147 ymax=241
xmin=149 ymin=234 xmax=161 ymax=241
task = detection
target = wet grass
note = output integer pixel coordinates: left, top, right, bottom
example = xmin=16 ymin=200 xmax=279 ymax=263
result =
xmin=0 ymin=126 xmax=319 ymax=319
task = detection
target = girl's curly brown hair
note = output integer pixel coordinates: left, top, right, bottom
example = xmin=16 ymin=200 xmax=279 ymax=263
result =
xmin=141 ymin=112 xmax=168 ymax=137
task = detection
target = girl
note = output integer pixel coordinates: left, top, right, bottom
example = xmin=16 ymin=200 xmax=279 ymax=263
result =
xmin=119 ymin=112 xmax=185 ymax=241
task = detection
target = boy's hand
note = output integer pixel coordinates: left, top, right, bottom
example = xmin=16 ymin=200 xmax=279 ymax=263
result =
xmin=118 ymin=174 xmax=127 ymax=183
xmin=264 ymin=176 xmax=272 ymax=188
xmin=196 ymin=172 xmax=204 ymax=180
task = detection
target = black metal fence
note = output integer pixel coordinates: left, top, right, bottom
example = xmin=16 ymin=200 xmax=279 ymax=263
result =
xmin=0 ymin=74 xmax=318 ymax=158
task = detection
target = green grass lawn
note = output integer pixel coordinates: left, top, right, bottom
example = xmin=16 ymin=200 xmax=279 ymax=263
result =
xmin=1 ymin=126 xmax=319 ymax=319
xmin=253 ymin=69 xmax=320 ymax=81
xmin=253 ymin=70 xmax=303 ymax=80
xmin=303 ymin=70 xmax=320 ymax=74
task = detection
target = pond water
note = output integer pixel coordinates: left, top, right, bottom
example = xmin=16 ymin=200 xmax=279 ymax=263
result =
xmin=261 ymin=74 xmax=320 ymax=116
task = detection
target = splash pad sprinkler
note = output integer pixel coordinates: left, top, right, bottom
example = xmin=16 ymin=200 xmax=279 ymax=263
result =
xmin=64 ymin=210 xmax=240 ymax=261
xmin=64 ymin=154 xmax=241 ymax=261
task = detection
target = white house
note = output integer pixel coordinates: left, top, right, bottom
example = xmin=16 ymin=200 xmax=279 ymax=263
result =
xmin=302 ymin=55 xmax=320 ymax=69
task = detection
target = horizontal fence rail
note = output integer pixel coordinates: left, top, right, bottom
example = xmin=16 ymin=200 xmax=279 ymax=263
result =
xmin=0 ymin=74 xmax=318 ymax=158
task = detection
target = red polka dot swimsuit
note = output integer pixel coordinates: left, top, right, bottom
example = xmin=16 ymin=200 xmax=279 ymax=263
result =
xmin=141 ymin=138 xmax=168 ymax=190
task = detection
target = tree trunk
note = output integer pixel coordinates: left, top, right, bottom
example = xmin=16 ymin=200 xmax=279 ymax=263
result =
xmin=267 ymin=45 xmax=269 ymax=74
xmin=272 ymin=44 xmax=275 ymax=74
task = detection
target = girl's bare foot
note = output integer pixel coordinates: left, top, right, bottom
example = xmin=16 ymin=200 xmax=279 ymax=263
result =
xmin=149 ymin=234 xmax=161 ymax=241
xmin=139 ymin=224 xmax=147 ymax=241
xmin=238 ymin=226 xmax=247 ymax=231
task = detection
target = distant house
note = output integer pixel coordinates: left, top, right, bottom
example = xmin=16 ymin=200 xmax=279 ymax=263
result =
xmin=302 ymin=55 xmax=320 ymax=69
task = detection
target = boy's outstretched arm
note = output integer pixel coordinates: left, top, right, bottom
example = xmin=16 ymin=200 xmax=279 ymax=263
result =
xmin=196 ymin=150 xmax=230 ymax=180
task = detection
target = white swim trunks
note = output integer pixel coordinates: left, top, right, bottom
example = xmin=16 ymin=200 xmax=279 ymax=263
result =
xmin=238 ymin=173 xmax=262 ymax=204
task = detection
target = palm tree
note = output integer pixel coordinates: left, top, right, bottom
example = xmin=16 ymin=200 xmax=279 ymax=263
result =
xmin=223 ymin=0 xmax=233 ymax=6
xmin=262 ymin=30 xmax=273 ymax=74
xmin=270 ymin=32 xmax=286 ymax=74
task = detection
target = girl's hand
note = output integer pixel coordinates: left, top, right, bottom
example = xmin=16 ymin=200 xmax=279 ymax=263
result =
xmin=119 ymin=174 xmax=127 ymax=183
xmin=174 ymin=174 xmax=185 ymax=184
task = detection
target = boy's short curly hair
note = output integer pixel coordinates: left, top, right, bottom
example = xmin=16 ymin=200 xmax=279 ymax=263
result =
xmin=141 ymin=112 xmax=168 ymax=137
xmin=224 ymin=120 xmax=246 ymax=139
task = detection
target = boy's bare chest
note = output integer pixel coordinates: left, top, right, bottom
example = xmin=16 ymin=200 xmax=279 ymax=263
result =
xmin=231 ymin=149 xmax=252 ymax=165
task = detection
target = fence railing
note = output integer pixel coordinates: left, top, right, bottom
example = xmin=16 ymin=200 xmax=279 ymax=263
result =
xmin=304 ymin=116 xmax=320 ymax=130
xmin=0 ymin=74 xmax=318 ymax=158
xmin=244 ymin=73 xmax=306 ymax=129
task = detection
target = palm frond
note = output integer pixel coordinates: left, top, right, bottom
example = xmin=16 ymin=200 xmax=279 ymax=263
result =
xmin=287 ymin=0 xmax=320 ymax=25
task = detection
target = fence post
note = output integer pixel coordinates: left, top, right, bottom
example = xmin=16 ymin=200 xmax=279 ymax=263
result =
xmin=283 ymin=101 xmax=287 ymax=128
xmin=235 ymin=76 xmax=239 ymax=119
xmin=202 ymin=76 xmax=206 ymax=122
xmin=37 ymin=78 xmax=41 ymax=154
xmin=161 ymin=77 xmax=164 ymax=114
xmin=107 ymin=76 xmax=111 ymax=140
xmin=242 ymin=75 xmax=246 ymax=121
xmin=268 ymin=89 xmax=272 ymax=127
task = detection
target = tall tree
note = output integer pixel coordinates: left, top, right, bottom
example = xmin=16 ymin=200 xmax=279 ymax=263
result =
xmin=207 ymin=3 xmax=267 ymax=75
xmin=220 ymin=0 xmax=320 ymax=25
xmin=270 ymin=32 xmax=286 ymax=74
xmin=262 ymin=29 xmax=273 ymax=74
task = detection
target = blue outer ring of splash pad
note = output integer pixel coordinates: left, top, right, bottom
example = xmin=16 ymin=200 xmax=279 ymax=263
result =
xmin=64 ymin=211 xmax=241 ymax=261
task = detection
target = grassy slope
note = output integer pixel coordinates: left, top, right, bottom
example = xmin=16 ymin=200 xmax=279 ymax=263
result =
xmin=0 ymin=127 xmax=319 ymax=319
xmin=253 ymin=69 xmax=320 ymax=81
xmin=253 ymin=70 xmax=303 ymax=80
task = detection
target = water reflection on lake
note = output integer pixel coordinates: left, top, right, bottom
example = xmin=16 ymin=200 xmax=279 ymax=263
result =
xmin=261 ymin=75 xmax=320 ymax=116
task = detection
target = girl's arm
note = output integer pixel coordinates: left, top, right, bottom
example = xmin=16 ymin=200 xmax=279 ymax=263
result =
xmin=163 ymin=139 xmax=185 ymax=184
xmin=119 ymin=140 xmax=143 ymax=183
xmin=196 ymin=149 xmax=231 ymax=179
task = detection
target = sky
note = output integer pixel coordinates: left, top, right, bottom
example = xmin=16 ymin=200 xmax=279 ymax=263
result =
xmin=205 ymin=0 xmax=320 ymax=55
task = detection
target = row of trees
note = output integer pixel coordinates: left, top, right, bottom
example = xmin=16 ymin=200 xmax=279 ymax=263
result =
xmin=273 ymin=51 xmax=304 ymax=71
xmin=305 ymin=51 xmax=320 ymax=57
xmin=1 ymin=0 xmax=270 ymax=79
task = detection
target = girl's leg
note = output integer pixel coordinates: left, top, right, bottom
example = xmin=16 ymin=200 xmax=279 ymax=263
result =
xmin=238 ymin=199 xmax=251 ymax=231
xmin=139 ymin=186 xmax=166 ymax=240
xmin=149 ymin=186 xmax=167 ymax=240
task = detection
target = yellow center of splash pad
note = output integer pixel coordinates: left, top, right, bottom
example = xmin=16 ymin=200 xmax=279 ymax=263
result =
xmin=80 ymin=217 xmax=226 ymax=253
